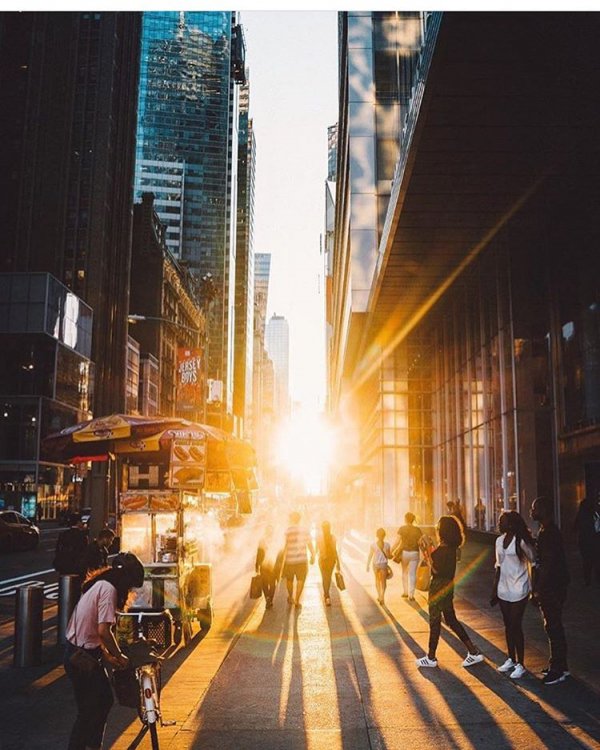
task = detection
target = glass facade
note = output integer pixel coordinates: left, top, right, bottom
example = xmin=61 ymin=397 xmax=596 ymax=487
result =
xmin=134 ymin=12 xmax=240 ymax=410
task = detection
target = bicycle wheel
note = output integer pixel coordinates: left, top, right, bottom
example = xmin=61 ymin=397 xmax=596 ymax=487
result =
xmin=149 ymin=720 xmax=159 ymax=750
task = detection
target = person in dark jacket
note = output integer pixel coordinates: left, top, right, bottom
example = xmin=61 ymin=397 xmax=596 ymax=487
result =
xmin=573 ymin=496 xmax=600 ymax=586
xmin=530 ymin=496 xmax=570 ymax=685
xmin=82 ymin=528 xmax=115 ymax=578
xmin=53 ymin=513 xmax=89 ymax=589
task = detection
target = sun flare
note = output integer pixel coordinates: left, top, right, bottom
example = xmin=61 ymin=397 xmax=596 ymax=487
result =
xmin=275 ymin=411 xmax=335 ymax=495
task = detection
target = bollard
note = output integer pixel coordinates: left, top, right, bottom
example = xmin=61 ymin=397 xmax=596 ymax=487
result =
xmin=57 ymin=574 xmax=80 ymax=645
xmin=13 ymin=585 xmax=44 ymax=667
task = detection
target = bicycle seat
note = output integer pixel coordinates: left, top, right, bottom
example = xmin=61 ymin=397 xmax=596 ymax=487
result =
xmin=125 ymin=637 xmax=164 ymax=667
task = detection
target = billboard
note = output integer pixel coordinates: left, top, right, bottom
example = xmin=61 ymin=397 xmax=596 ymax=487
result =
xmin=176 ymin=348 xmax=203 ymax=413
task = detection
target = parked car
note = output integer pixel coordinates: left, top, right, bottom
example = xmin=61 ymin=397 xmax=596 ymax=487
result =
xmin=0 ymin=511 xmax=40 ymax=551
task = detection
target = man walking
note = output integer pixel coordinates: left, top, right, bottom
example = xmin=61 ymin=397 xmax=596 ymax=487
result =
xmin=283 ymin=511 xmax=315 ymax=609
xmin=530 ymin=496 xmax=570 ymax=685
xmin=82 ymin=527 xmax=115 ymax=578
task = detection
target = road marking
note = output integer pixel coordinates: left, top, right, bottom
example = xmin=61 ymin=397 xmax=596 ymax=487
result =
xmin=0 ymin=569 xmax=54 ymax=586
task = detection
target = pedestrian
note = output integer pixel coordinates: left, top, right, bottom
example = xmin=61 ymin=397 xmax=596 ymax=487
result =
xmin=282 ymin=511 xmax=315 ymax=609
xmin=53 ymin=512 xmax=89 ymax=589
xmin=491 ymin=511 xmax=536 ymax=680
xmin=530 ymin=496 xmax=570 ymax=685
xmin=366 ymin=527 xmax=392 ymax=605
xmin=82 ymin=528 xmax=116 ymax=579
xmin=416 ymin=515 xmax=483 ymax=669
xmin=392 ymin=512 xmax=423 ymax=600
xmin=317 ymin=520 xmax=340 ymax=606
xmin=256 ymin=524 xmax=278 ymax=609
xmin=573 ymin=496 xmax=600 ymax=586
xmin=63 ymin=552 xmax=145 ymax=750
xmin=474 ymin=498 xmax=486 ymax=530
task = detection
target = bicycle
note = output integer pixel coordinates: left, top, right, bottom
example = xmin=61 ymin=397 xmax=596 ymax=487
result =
xmin=114 ymin=613 xmax=176 ymax=750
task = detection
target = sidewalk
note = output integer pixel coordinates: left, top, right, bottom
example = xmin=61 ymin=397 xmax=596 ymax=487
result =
xmin=1 ymin=533 xmax=599 ymax=750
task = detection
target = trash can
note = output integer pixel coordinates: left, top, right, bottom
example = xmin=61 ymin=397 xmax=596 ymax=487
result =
xmin=14 ymin=585 xmax=44 ymax=667
xmin=57 ymin=575 xmax=80 ymax=645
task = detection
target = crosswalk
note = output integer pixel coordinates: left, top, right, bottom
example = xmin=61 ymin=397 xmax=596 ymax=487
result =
xmin=0 ymin=579 xmax=58 ymax=600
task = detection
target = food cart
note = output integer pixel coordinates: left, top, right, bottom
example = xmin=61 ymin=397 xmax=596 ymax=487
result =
xmin=42 ymin=415 xmax=258 ymax=647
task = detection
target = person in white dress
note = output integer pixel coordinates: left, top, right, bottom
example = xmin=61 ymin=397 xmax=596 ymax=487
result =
xmin=367 ymin=528 xmax=392 ymax=605
xmin=491 ymin=511 xmax=536 ymax=680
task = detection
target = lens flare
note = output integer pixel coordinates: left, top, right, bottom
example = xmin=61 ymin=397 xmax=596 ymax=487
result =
xmin=275 ymin=411 xmax=335 ymax=495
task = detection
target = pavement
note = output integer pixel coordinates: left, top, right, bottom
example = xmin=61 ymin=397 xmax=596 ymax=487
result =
xmin=1 ymin=528 xmax=599 ymax=750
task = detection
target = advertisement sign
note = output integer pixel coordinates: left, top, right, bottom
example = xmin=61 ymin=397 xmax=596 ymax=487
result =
xmin=168 ymin=439 xmax=206 ymax=489
xmin=176 ymin=348 xmax=203 ymax=412
xmin=120 ymin=490 xmax=179 ymax=513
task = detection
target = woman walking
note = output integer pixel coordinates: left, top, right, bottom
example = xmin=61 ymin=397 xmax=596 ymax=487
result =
xmin=392 ymin=512 xmax=423 ymax=600
xmin=491 ymin=511 xmax=535 ymax=679
xmin=317 ymin=520 xmax=340 ymax=606
xmin=416 ymin=515 xmax=483 ymax=668
xmin=367 ymin=527 xmax=392 ymax=605
xmin=63 ymin=552 xmax=145 ymax=750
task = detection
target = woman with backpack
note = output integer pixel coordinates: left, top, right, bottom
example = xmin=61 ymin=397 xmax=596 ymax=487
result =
xmin=367 ymin=527 xmax=392 ymax=605
xmin=491 ymin=510 xmax=536 ymax=680
xmin=317 ymin=520 xmax=340 ymax=606
xmin=416 ymin=515 xmax=483 ymax=669
xmin=63 ymin=552 xmax=144 ymax=750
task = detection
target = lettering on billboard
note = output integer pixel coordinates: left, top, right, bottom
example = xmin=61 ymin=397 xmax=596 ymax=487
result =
xmin=177 ymin=348 xmax=202 ymax=412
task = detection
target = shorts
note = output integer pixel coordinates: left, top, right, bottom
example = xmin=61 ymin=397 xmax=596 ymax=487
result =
xmin=284 ymin=562 xmax=308 ymax=582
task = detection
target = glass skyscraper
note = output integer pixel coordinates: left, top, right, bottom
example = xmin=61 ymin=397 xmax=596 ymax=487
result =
xmin=134 ymin=11 xmax=245 ymax=419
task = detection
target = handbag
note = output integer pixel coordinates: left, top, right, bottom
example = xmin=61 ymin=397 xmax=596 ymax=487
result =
xmin=335 ymin=570 xmax=346 ymax=591
xmin=392 ymin=547 xmax=403 ymax=564
xmin=113 ymin=667 xmax=141 ymax=708
xmin=68 ymin=602 xmax=100 ymax=673
xmin=415 ymin=560 xmax=431 ymax=592
xmin=250 ymin=574 xmax=262 ymax=599
xmin=385 ymin=565 xmax=394 ymax=580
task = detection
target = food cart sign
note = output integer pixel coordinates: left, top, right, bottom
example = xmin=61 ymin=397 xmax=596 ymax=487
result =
xmin=169 ymin=438 xmax=206 ymax=489
xmin=121 ymin=490 xmax=179 ymax=513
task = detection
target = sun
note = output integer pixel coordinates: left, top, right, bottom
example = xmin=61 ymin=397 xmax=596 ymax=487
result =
xmin=275 ymin=411 xmax=335 ymax=495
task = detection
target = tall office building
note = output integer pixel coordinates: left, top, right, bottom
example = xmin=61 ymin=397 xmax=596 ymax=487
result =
xmin=0 ymin=11 xmax=141 ymax=417
xmin=265 ymin=314 xmax=290 ymax=418
xmin=252 ymin=254 xmax=272 ymax=464
xmin=134 ymin=12 xmax=246 ymax=424
xmin=233 ymin=73 xmax=256 ymax=435
xmin=330 ymin=12 xmax=600 ymax=531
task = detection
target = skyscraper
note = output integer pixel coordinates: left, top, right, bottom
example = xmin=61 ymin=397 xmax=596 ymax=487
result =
xmin=233 ymin=73 xmax=256 ymax=435
xmin=265 ymin=314 xmax=290 ymax=418
xmin=134 ymin=11 xmax=246 ymax=423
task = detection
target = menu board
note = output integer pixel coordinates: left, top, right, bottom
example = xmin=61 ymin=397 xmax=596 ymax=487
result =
xmin=168 ymin=439 xmax=206 ymax=489
xmin=120 ymin=490 xmax=179 ymax=513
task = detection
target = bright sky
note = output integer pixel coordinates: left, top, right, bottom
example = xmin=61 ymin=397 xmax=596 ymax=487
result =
xmin=242 ymin=11 xmax=338 ymax=411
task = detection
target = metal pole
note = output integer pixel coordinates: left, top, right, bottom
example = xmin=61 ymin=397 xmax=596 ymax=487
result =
xmin=57 ymin=575 xmax=80 ymax=645
xmin=13 ymin=585 xmax=43 ymax=667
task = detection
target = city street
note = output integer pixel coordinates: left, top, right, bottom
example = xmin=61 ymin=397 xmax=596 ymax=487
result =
xmin=1 ymin=523 xmax=599 ymax=750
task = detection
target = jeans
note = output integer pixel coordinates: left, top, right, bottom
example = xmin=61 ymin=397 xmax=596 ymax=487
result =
xmin=539 ymin=589 xmax=568 ymax=673
xmin=498 ymin=596 xmax=528 ymax=664
xmin=260 ymin=565 xmax=277 ymax=602
xmin=64 ymin=642 xmax=113 ymax=750
xmin=401 ymin=550 xmax=419 ymax=596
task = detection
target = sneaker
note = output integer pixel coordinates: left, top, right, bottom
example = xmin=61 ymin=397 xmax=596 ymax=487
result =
xmin=401 ymin=593 xmax=409 ymax=598
xmin=416 ymin=656 xmax=438 ymax=668
xmin=497 ymin=658 xmax=516 ymax=673
xmin=287 ymin=596 xmax=293 ymax=605
xmin=295 ymin=601 xmax=302 ymax=610
xmin=325 ymin=597 xmax=331 ymax=606
xmin=543 ymin=670 xmax=567 ymax=685
xmin=408 ymin=596 xmax=415 ymax=601
xmin=541 ymin=666 xmax=570 ymax=677
xmin=510 ymin=664 xmax=526 ymax=680
xmin=462 ymin=653 xmax=484 ymax=668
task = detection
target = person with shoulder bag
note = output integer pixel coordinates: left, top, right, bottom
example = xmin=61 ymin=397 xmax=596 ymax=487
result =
xmin=491 ymin=511 xmax=536 ymax=680
xmin=63 ymin=552 xmax=145 ymax=750
xmin=366 ymin=528 xmax=392 ymax=605
xmin=317 ymin=520 xmax=341 ymax=606
xmin=392 ymin=512 xmax=423 ymax=600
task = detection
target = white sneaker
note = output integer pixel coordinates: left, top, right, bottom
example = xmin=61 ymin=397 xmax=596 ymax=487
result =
xmin=416 ymin=655 xmax=438 ymax=668
xmin=462 ymin=653 xmax=484 ymax=668
xmin=497 ymin=658 xmax=516 ymax=673
xmin=510 ymin=664 xmax=526 ymax=680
